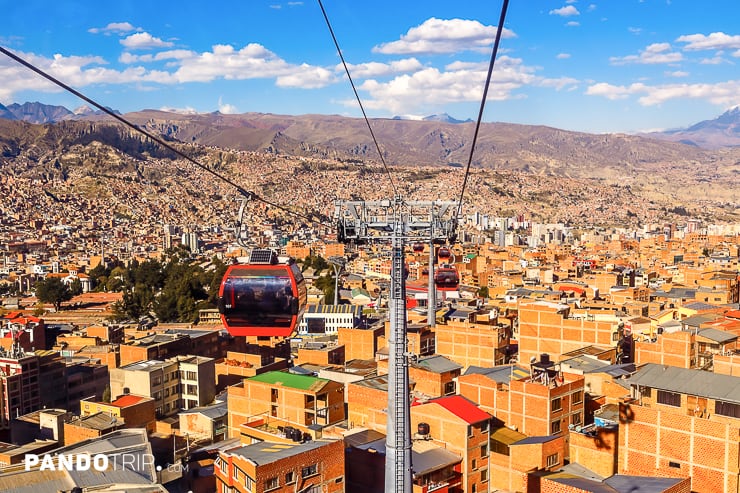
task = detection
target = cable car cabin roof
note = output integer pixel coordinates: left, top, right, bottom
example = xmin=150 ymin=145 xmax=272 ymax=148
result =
xmin=434 ymin=268 xmax=459 ymax=290
xmin=218 ymin=263 xmax=307 ymax=337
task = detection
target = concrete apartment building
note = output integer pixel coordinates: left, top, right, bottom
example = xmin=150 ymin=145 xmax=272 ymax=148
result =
xmin=228 ymin=371 xmax=345 ymax=438
xmin=0 ymin=349 xmax=40 ymax=430
xmin=619 ymin=364 xmax=740 ymax=493
xmin=109 ymin=355 xmax=215 ymax=418
xmin=215 ymin=438 xmax=345 ymax=493
xmin=297 ymin=304 xmax=363 ymax=337
xmin=458 ymin=354 xmax=586 ymax=456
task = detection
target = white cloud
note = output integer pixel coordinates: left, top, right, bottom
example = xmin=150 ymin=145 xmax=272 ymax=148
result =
xmin=556 ymin=53 xmax=571 ymax=59
xmin=88 ymin=22 xmax=140 ymax=35
xmin=218 ymin=97 xmax=238 ymax=114
xmin=587 ymin=4 xmax=597 ymax=11
xmin=373 ymin=18 xmax=516 ymax=55
xmin=676 ymin=32 xmax=740 ymax=51
xmin=341 ymin=58 xmax=424 ymax=78
xmin=169 ymin=44 xmax=335 ymax=88
xmin=665 ymin=70 xmax=689 ymax=77
xmin=586 ymin=80 xmax=740 ymax=107
xmin=610 ymin=42 xmax=683 ymax=65
xmin=628 ymin=27 xmax=643 ymax=35
xmin=120 ymin=49 xmax=195 ymax=64
xmin=120 ymin=32 xmax=174 ymax=50
xmin=549 ymin=6 xmax=580 ymax=16
xmin=566 ymin=21 xmax=580 ymax=27
xmin=349 ymin=56 xmax=576 ymax=115
xmin=699 ymin=56 xmax=726 ymax=65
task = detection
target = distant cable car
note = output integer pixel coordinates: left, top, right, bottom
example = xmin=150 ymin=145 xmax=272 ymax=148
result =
xmin=434 ymin=267 xmax=460 ymax=291
xmin=438 ymin=247 xmax=452 ymax=260
xmin=412 ymin=242 xmax=425 ymax=253
xmin=217 ymin=249 xmax=307 ymax=337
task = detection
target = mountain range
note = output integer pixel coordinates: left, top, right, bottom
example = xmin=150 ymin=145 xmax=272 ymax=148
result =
xmin=0 ymin=101 xmax=738 ymax=224
xmin=2 ymin=101 xmax=739 ymax=149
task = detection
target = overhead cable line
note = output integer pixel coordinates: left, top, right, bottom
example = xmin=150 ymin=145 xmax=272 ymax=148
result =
xmin=0 ymin=45 xmax=326 ymax=227
xmin=317 ymin=0 xmax=400 ymax=198
xmin=456 ymin=0 xmax=511 ymax=219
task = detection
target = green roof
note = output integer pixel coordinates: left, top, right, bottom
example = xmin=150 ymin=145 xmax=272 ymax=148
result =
xmin=248 ymin=371 xmax=329 ymax=391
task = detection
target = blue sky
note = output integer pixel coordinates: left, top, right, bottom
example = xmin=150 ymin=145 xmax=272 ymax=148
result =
xmin=1 ymin=0 xmax=739 ymax=133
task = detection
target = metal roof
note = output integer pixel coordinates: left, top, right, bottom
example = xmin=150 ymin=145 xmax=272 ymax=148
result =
xmin=513 ymin=435 xmax=559 ymax=445
xmin=604 ymin=474 xmax=685 ymax=492
xmin=226 ymin=439 xmax=332 ymax=466
xmin=414 ymin=355 xmax=462 ymax=374
xmin=697 ymin=327 xmax=737 ymax=343
xmin=626 ymin=363 xmax=740 ymax=403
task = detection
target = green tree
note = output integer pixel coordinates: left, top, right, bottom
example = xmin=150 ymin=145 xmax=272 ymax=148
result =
xmin=102 ymin=385 xmax=111 ymax=403
xmin=70 ymin=278 xmax=83 ymax=296
xmin=35 ymin=277 xmax=72 ymax=311
xmin=477 ymin=286 xmax=490 ymax=298
xmin=315 ymin=272 xmax=336 ymax=304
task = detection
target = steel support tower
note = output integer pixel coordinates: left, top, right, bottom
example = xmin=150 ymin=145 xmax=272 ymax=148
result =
xmin=335 ymin=197 xmax=458 ymax=493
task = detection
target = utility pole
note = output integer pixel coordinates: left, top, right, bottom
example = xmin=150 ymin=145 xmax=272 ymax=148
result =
xmin=335 ymin=197 xmax=458 ymax=493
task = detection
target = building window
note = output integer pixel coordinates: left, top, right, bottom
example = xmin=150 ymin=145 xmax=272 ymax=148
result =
xmin=551 ymin=420 xmax=561 ymax=435
xmin=302 ymin=464 xmax=318 ymax=478
xmin=285 ymin=471 xmax=295 ymax=484
xmin=572 ymin=413 xmax=582 ymax=426
xmin=572 ymin=390 xmax=583 ymax=404
xmin=669 ymin=461 xmax=681 ymax=468
xmin=444 ymin=381 xmax=456 ymax=395
xmin=715 ymin=401 xmax=740 ymax=418
xmin=547 ymin=453 xmax=559 ymax=468
xmin=480 ymin=420 xmax=489 ymax=433
xmin=472 ymin=458 xmax=476 ymax=470
xmin=481 ymin=468 xmax=488 ymax=482
xmin=264 ymin=477 xmax=279 ymax=491
xmin=551 ymin=397 xmax=562 ymax=412
xmin=480 ymin=443 xmax=488 ymax=458
xmin=657 ymin=390 xmax=681 ymax=407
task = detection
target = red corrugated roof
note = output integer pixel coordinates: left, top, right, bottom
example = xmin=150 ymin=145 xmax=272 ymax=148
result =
xmin=430 ymin=395 xmax=490 ymax=424
xmin=725 ymin=310 xmax=740 ymax=320
xmin=111 ymin=394 xmax=147 ymax=407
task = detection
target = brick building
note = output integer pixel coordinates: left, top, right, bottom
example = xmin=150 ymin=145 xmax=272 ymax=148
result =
xmin=377 ymin=354 xmax=461 ymax=398
xmin=433 ymin=319 xmax=510 ymax=369
xmin=488 ymin=427 xmax=566 ymax=492
xmin=338 ymin=324 xmax=385 ymax=361
xmin=411 ymin=395 xmax=492 ymax=493
xmin=215 ymin=438 xmax=345 ymax=493
xmin=80 ymin=394 xmax=156 ymax=431
xmin=518 ymin=301 xmax=616 ymax=365
xmin=228 ymin=371 xmax=345 ymax=438
xmin=458 ymin=355 xmax=585 ymax=457
xmin=620 ymin=363 xmax=740 ymax=492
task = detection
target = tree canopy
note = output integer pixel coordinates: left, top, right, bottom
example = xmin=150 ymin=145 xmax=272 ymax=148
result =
xmin=35 ymin=277 xmax=73 ymax=311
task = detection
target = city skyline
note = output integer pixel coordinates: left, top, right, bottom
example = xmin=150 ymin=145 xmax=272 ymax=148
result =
xmin=1 ymin=0 xmax=739 ymax=134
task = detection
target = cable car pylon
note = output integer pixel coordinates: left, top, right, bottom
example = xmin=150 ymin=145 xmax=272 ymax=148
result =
xmin=335 ymin=197 xmax=459 ymax=493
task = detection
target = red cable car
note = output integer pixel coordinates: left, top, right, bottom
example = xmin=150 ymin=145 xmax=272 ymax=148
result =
xmin=217 ymin=249 xmax=307 ymax=337
xmin=412 ymin=242 xmax=425 ymax=253
xmin=438 ymin=247 xmax=452 ymax=260
xmin=434 ymin=267 xmax=460 ymax=291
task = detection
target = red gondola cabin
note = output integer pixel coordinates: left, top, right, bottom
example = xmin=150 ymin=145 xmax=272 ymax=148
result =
xmin=218 ymin=250 xmax=307 ymax=337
